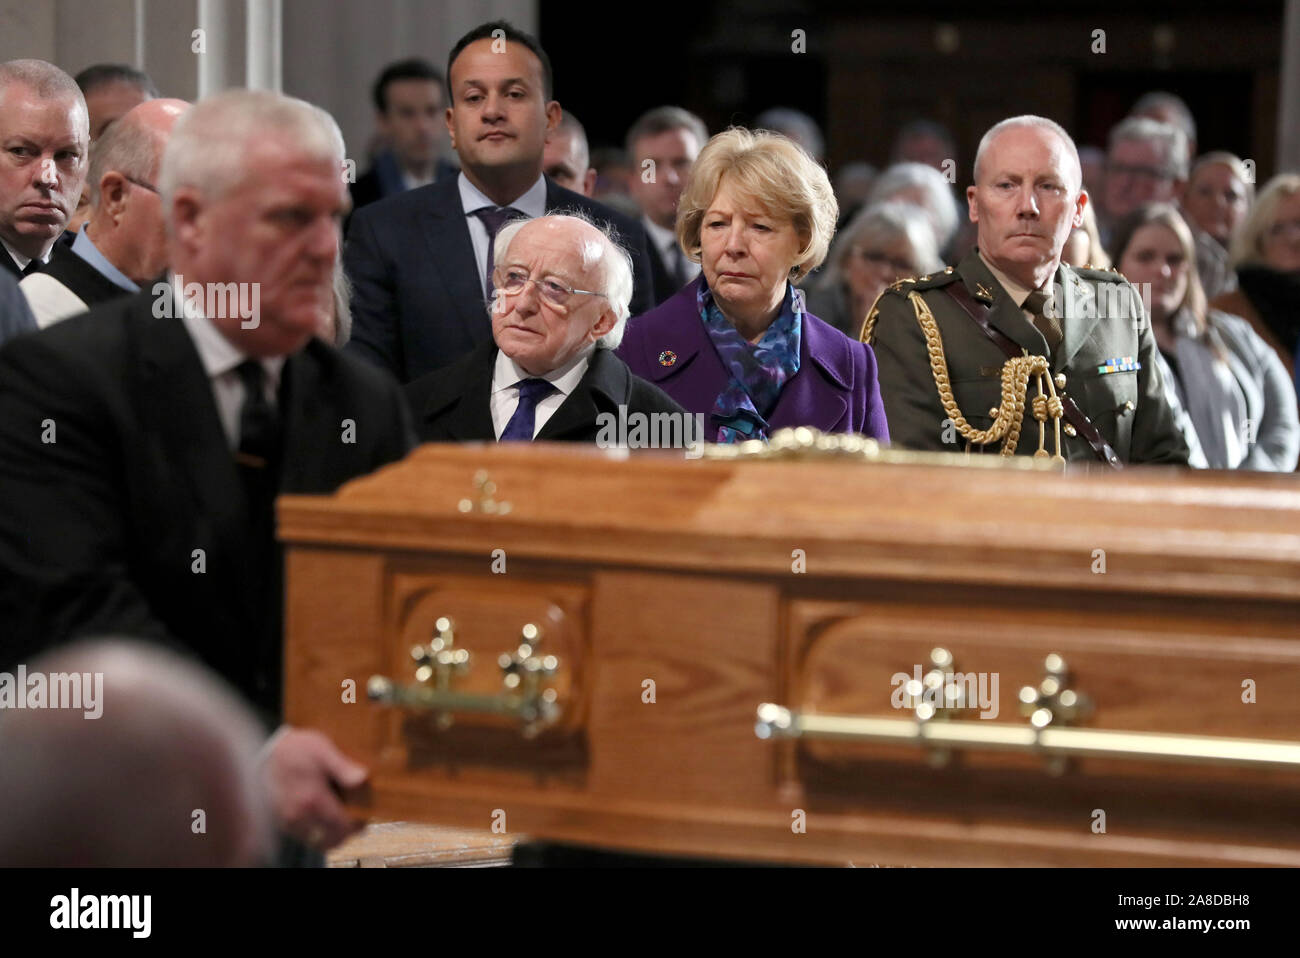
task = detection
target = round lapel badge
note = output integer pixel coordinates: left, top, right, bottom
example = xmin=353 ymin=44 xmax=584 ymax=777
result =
xmin=658 ymin=350 xmax=677 ymax=367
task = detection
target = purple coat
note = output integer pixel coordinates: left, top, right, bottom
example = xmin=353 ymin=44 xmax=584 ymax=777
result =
xmin=616 ymin=278 xmax=890 ymax=441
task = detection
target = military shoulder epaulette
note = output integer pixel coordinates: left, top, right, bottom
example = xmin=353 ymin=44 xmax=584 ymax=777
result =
xmin=885 ymin=276 xmax=919 ymax=294
xmin=890 ymin=265 xmax=959 ymax=294
xmin=1072 ymin=263 xmax=1131 ymax=284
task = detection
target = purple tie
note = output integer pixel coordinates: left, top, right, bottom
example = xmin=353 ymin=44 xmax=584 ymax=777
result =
xmin=499 ymin=378 xmax=555 ymax=441
xmin=472 ymin=206 xmax=523 ymax=301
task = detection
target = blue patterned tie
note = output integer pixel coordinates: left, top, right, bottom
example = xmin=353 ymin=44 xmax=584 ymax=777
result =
xmin=499 ymin=378 xmax=556 ymax=441
xmin=472 ymin=206 xmax=523 ymax=301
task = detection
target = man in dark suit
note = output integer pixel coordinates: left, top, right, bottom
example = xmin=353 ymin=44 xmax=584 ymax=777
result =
xmin=0 ymin=269 xmax=36 ymax=346
xmin=625 ymin=106 xmax=708 ymax=306
xmin=407 ymin=214 xmax=687 ymax=442
xmin=344 ymin=20 xmax=655 ymax=385
xmin=0 ymin=60 xmax=89 ymax=280
xmin=347 ymin=58 xmax=457 ymax=222
xmin=0 ymin=90 xmax=413 ymax=854
xmin=21 ymin=97 xmax=189 ymax=327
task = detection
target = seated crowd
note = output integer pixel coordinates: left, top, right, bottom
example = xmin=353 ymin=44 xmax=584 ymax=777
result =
xmin=0 ymin=18 xmax=1297 ymax=866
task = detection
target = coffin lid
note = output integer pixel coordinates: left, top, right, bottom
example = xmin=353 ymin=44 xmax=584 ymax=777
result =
xmin=277 ymin=442 xmax=1300 ymax=601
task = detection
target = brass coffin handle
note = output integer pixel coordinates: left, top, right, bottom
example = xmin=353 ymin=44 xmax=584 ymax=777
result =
xmin=368 ymin=618 xmax=560 ymax=737
xmin=755 ymin=650 xmax=1300 ymax=774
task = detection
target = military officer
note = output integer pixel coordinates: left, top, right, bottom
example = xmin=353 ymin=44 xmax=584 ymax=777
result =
xmin=864 ymin=115 xmax=1189 ymax=467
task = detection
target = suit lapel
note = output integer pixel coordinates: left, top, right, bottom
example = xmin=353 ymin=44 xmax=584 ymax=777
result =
xmin=769 ymin=316 xmax=849 ymax=430
xmin=278 ymin=343 xmax=332 ymax=492
xmin=133 ymin=299 xmax=257 ymax=621
xmin=0 ymin=246 xmax=22 ymax=278
xmin=419 ymin=340 xmax=497 ymax=440
xmin=420 ymin=179 xmax=492 ymax=347
xmin=135 ymin=301 xmax=243 ymax=525
xmin=961 ymin=250 xmax=1047 ymax=356
xmin=536 ymin=349 xmax=624 ymax=440
xmin=1056 ymin=263 xmax=1103 ymax=372
xmin=633 ymin=280 xmax=720 ymax=393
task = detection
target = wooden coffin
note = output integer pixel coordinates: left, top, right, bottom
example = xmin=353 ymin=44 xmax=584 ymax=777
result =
xmin=280 ymin=442 xmax=1300 ymax=866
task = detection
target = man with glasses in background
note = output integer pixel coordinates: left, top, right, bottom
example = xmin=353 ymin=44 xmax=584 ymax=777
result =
xmin=21 ymin=98 xmax=189 ymax=327
xmin=405 ymin=213 xmax=684 ymax=442
xmin=1099 ymin=116 xmax=1189 ymax=244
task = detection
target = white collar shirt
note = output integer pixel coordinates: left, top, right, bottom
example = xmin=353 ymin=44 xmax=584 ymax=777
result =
xmin=174 ymin=276 xmax=286 ymax=451
xmin=488 ymin=343 xmax=593 ymax=440
xmin=459 ymin=172 xmax=548 ymax=294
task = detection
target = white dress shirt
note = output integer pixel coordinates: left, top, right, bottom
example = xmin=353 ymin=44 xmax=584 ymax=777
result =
xmin=489 ymin=345 xmax=593 ymax=439
xmin=458 ymin=172 xmax=548 ymax=293
xmin=173 ymin=277 xmax=285 ymax=450
xmin=2 ymin=237 xmax=52 ymax=274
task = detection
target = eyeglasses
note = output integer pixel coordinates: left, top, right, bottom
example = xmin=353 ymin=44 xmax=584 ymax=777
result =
xmin=855 ymin=248 xmax=916 ymax=275
xmin=124 ymin=176 xmax=159 ymax=194
xmin=493 ymin=266 xmax=608 ymax=309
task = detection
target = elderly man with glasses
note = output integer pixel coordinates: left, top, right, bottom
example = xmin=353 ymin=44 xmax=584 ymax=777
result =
xmin=405 ymin=212 xmax=686 ymax=443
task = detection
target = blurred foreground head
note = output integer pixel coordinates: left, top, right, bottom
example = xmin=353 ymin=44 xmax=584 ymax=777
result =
xmin=0 ymin=639 xmax=274 ymax=867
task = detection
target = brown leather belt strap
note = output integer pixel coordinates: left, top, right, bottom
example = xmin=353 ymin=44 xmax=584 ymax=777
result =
xmin=943 ymin=282 xmax=1122 ymax=469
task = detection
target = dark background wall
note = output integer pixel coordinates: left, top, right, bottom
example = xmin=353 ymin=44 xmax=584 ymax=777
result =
xmin=541 ymin=0 xmax=1286 ymax=180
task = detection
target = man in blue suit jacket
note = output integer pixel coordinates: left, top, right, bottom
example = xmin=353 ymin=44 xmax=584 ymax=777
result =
xmin=344 ymin=20 xmax=655 ymax=384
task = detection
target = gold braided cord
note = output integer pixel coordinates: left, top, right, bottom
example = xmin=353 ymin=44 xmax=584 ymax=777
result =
xmin=906 ymin=290 xmax=1052 ymax=457
xmin=858 ymin=287 xmax=895 ymax=344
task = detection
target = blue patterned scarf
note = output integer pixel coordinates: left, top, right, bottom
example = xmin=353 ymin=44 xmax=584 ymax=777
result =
xmin=698 ymin=280 xmax=803 ymax=442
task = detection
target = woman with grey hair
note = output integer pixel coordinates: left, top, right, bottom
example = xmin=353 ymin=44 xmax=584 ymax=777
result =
xmin=806 ymin=201 xmax=943 ymax=338
xmin=866 ymin=162 xmax=960 ymax=256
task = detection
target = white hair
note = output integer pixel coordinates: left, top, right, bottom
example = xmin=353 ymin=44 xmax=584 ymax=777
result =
xmin=491 ymin=211 xmax=634 ymax=350
xmin=973 ymin=115 xmax=1083 ymax=193
xmin=867 ymin=161 xmax=959 ymax=247
xmin=331 ymin=254 xmax=353 ymax=346
xmin=815 ymin=200 xmax=943 ymax=295
xmin=159 ymin=90 xmax=344 ymax=216
xmin=1108 ymin=115 xmax=1189 ymax=180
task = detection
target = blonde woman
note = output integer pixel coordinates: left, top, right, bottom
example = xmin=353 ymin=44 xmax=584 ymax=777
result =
xmin=616 ymin=127 xmax=888 ymax=441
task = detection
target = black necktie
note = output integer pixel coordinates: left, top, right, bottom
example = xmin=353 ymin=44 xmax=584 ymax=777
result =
xmin=472 ymin=206 xmax=523 ymax=301
xmin=234 ymin=360 xmax=282 ymax=470
xmin=19 ymin=259 xmax=41 ymax=278
xmin=233 ymin=359 xmax=284 ymax=712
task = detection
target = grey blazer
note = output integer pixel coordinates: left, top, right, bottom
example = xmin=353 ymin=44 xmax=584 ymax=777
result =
xmin=1162 ymin=307 xmax=1300 ymax=471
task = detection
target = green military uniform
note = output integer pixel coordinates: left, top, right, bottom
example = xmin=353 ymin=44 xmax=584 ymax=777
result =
xmin=864 ymin=248 xmax=1189 ymax=466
